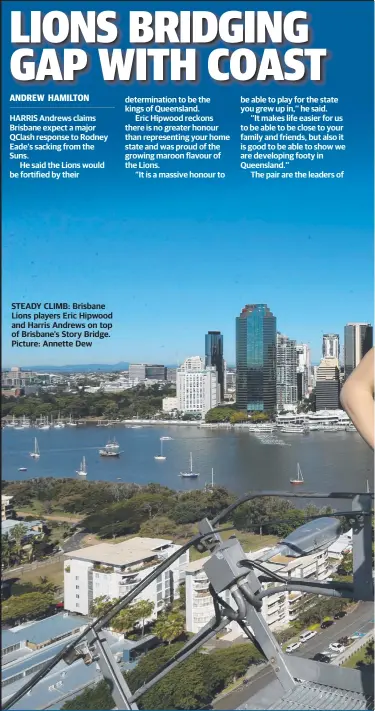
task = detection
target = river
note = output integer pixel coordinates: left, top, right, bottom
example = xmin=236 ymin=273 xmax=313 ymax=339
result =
xmin=2 ymin=425 xmax=373 ymax=502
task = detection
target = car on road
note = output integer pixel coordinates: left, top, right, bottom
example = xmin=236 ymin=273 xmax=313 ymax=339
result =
xmin=334 ymin=611 xmax=346 ymax=619
xmin=320 ymin=620 xmax=334 ymax=629
xmin=322 ymin=649 xmax=339 ymax=658
xmin=312 ymin=653 xmax=331 ymax=663
xmin=285 ymin=642 xmax=301 ymax=653
xmin=329 ymin=642 xmax=345 ymax=654
xmin=299 ymin=630 xmax=318 ymax=643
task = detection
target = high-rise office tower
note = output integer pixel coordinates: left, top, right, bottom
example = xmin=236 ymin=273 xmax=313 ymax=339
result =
xmin=129 ymin=364 xmax=146 ymax=381
xmin=205 ymin=331 xmax=224 ymax=401
xmin=315 ymin=357 xmax=340 ymax=410
xmin=236 ymin=304 xmax=277 ymax=413
xmin=145 ymin=365 xmax=166 ymax=380
xmin=344 ymin=323 xmax=373 ymax=379
xmin=322 ymin=334 xmax=340 ymax=360
xmin=296 ymin=343 xmax=311 ymax=399
xmin=276 ymin=333 xmax=298 ymax=408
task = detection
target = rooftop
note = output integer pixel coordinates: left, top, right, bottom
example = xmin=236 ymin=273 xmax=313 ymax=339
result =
xmin=1 ymin=519 xmax=43 ymax=536
xmin=2 ymin=613 xmax=90 ymax=651
xmin=65 ymin=537 xmax=173 ymax=566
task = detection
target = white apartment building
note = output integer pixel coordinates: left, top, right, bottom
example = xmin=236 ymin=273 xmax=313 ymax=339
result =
xmin=2 ymin=495 xmax=15 ymax=521
xmin=179 ymin=356 xmax=204 ymax=371
xmin=162 ymin=396 xmax=178 ymax=413
xmin=185 ymin=547 xmax=330 ymax=635
xmin=296 ymin=343 xmax=311 ymax=398
xmin=64 ymin=537 xmax=188 ymax=617
xmin=176 ymin=363 xmax=219 ymax=417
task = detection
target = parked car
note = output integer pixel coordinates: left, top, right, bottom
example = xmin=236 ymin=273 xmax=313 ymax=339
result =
xmin=300 ymin=630 xmax=318 ymax=643
xmin=329 ymin=642 xmax=345 ymax=654
xmin=313 ymin=653 xmax=331 ymax=663
xmin=286 ymin=641 xmax=301 ymax=654
xmin=334 ymin=611 xmax=347 ymax=619
xmin=320 ymin=620 xmax=334 ymax=629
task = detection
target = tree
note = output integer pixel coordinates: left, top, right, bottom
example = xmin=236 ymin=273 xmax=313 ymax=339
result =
xmin=1 ymin=534 xmax=12 ymax=568
xmin=90 ymin=595 xmax=121 ymax=618
xmin=10 ymin=523 xmax=29 ymax=563
xmin=154 ymin=610 xmax=185 ymax=644
xmin=139 ymin=516 xmax=177 ymax=538
xmin=37 ymin=576 xmax=57 ymax=595
xmin=3 ymin=591 xmax=54 ymax=623
xmin=338 ymin=551 xmax=353 ymax=575
xmin=132 ymin=599 xmax=155 ymax=637
xmin=111 ymin=607 xmax=138 ymax=636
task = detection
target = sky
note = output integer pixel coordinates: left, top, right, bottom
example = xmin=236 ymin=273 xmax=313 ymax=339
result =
xmin=2 ymin=1 xmax=374 ymax=367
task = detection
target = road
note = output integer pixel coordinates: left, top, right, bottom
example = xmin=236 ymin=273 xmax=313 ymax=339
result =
xmin=61 ymin=529 xmax=87 ymax=553
xmin=213 ymin=602 xmax=374 ymax=710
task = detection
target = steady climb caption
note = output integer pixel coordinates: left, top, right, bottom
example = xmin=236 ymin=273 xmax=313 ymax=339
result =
xmin=10 ymin=302 xmax=113 ymax=349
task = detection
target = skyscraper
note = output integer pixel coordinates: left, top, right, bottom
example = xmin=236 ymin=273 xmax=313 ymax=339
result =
xmin=296 ymin=343 xmax=311 ymax=399
xmin=276 ymin=333 xmax=298 ymax=408
xmin=205 ymin=331 xmax=224 ymax=401
xmin=322 ymin=334 xmax=340 ymax=360
xmin=344 ymin=323 xmax=373 ymax=379
xmin=236 ymin=304 xmax=277 ymax=413
xmin=315 ymin=357 xmax=340 ymax=410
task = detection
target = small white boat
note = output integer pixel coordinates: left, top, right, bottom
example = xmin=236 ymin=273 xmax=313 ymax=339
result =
xmin=99 ymin=449 xmax=121 ymax=457
xmin=18 ymin=467 xmax=27 ymax=472
xmin=30 ymin=438 xmax=40 ymax=459
xmin=290 ymin=463 xmax=304 ymax=485
xmin=179 ymin=452 xmax=200 ymax=478
xmin=154 ymin=438 xmax=166 ymax=461
xmin=76 ymin=456 xmax=87 ymax=476
xmin=280 ymin=425 xmax=305 ymax=434
xmin=160 ymin=436 xmax=173 ymax=441
xmin=67 ymin=415 xmax=77 ymax=427
xmin=104 ymin=438 xmax=120 ymax=451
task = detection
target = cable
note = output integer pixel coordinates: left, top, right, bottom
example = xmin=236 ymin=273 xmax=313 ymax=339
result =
xmin=2 ymin=525 xmax=232 ymax=711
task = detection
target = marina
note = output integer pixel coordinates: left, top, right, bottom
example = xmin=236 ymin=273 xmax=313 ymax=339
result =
xmin=2 ymin=423 xmax=372 ymax=499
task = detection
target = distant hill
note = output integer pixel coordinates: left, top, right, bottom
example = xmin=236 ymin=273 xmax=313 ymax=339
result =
xmin=4 ymin=362 xmax=130 ymax=373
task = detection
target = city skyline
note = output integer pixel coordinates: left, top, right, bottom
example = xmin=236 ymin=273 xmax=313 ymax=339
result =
xmin=2 ymin=1 xmax=373 ymax=368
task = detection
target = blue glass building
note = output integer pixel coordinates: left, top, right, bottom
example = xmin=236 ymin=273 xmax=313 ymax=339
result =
xmin=205 ymin=331 xmax=224 ymax=400
xmin=236 ymin=304 xmax=277 ymax=413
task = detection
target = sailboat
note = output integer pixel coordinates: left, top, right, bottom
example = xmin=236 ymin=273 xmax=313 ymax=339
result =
xmin=30 ymin=438 xmax=40 ymax=459
xmin=67 ymin=414 xmax=77 ymax=427
xmin=290 ymin=462 xmax=304 ymax=485
xmin=76 ymin=456 xmax=87 ymax=476
xmin=38 ymin=416 xmax=50 ymax=430
xmin=179 ymin=452 xmax=200 ymax=479
xmin=154 ymin=438 xmax=166 ymax=461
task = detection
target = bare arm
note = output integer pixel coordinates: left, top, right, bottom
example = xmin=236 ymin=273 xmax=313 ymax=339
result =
xmin=340 ymin=347 xmax=374 ymax=449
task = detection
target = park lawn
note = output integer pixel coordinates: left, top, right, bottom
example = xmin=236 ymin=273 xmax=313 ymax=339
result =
xmin=8 ymin=560 xmax=64 ymax=591
xmin=343 ymin=643 xmax=373 ymax=669
xmin=189 ymin=527 xmax=278 ymax=561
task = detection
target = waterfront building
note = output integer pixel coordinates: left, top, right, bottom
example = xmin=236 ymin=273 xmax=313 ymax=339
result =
xmin=236 ymin=304 xmax=277 ymax=413
xmin=322 ymin=334 xmax=340 ymax=360
xmin=162 ymin=396 xmax=178 ymax=413
xmin=315 ymin=357 xmax=340 ymax=410
xmin=129 ymin=364 xmax=147 ymax=381
xmin=64 ymin=537 xmax=188 ymax=617
xmin=1 ymin=366 xmax=37 ymax=389
xmin=176 ymin=364 xmax=219 ymax=416
xmin=276 ymin=333 xmax=298 ymax=409
xmin=1 ymin=494 xmax=15 ymax=521
xmin=145 ymin=365 xmax=166 ymax=381
xmin=344 ymin=323 xmax=373 ymax=379
xmin=205 ymin=331 xmax=224 ymax=402
xmin=185 ymin=547 xmax=330 ymax=635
